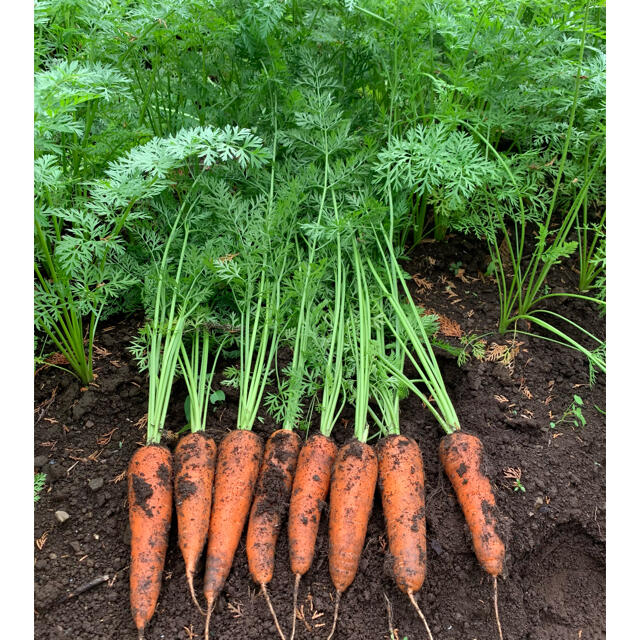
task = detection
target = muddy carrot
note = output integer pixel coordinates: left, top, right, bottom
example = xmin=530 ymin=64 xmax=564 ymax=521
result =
xmin=377 ymin=434 xmax=427 ymax=593
xmin=289 ymin=232 xmax=346 ymax=640
xmin=440 ymin=431 xmax=506 ymax=639
xmin=129 ymin=210 xmax=197 ymax=639
xmin=289 ymin=433 xmax=338 ymax=576
xmin=128 ymin=445 xmax=173 ymax=640
xmin=203 ymin=429 xmax=263 ymax=638
xmin=325 ymin=239 xmax=378 ymax=640
xmin=326 ymin=439 xmax=378 ymax=640
xmin=246 ymin=429 xmax=301 ymax=640
xmin=173 ymin=431 xmax=216 ymax=612
xmin=377 ymin=434 xmax=434 ymax=638
xmin=174 ymin=327 xmax=227 ymax=611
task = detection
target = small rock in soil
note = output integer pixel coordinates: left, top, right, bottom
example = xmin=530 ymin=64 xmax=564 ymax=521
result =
xmin=35 ymin=559 xmax=47 ymax=570
xmin=34 ymin=455 xmax=48 ymax=468
xmin=48 ymin=464 xmax=66 ymax=481
xmin=430 ymin=539 xmax=443 ymax=555
xmin=88 ymin=478 xmax=104 ymax=491
xmin=70 ymin=541 xmax=82 ymax=553
xmin=85 ymin=420 xmax=94 ymax=428
xmin=72 ymin=391 xmax=97 ymax=419
xmin=54 ymin=510 xmax=70 ymax=524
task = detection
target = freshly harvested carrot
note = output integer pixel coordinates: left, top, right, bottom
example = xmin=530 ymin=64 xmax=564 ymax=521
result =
xmin=203 ymin=429 xmax=263 ymax=638
xmin=289 ymin=433 xmax=338 ymax=576
xmin=439 ymin=431 xmax=506 ymax=639
xmin=377 ymin=434 xmax=433 ymax=639
xmin=128 ymin=445 xmax=173 ymax=640
xmin=377 ymin=434 xmax=426 ymax=593
xmin=173 ymin=431 xmax=217 ymax=613
xmin=327 ymin=439 xmax=378 ymax=638
xmin=288 ymin=433 xmax=337 ymax=639
xmin=439 ymin=432 xmax=505 ymax=575
xmin=246 ymin=429 xmax=301 ymax=640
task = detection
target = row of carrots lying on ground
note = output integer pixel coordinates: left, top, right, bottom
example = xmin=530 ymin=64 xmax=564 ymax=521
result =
xmin=127 ymin=217 xmax=506 ymax=639
xmin=129 ymin=426 xmax=505 ymax=640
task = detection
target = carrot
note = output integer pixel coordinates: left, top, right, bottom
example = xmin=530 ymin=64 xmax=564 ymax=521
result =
xmin=327 ymin=439 xmax=378 ymax=639
xmin=377 ymin=434 xmax=427 ymax=592
xmin=128 ymin=444 xmax=173 ymax=640
xmin=246 ymin=429 xmax=301 ymax=639
xmin=203 ymin=429 xmax=263 ymax=639
xmin=287 ymin=432 xmax=337 ymax=639
xmin=377 ymin=434 xmax=434 ymax=639
xmin=173 ymin=431 xmax=217 ymax=613
xmin=439 ymin=431 xmax=506 ymax=639
xmin=289 ymin=433 xmax=338 ymax=575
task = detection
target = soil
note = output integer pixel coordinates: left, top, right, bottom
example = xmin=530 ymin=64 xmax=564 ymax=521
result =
xmin=34 ymin=235 xmax=605 ymax=640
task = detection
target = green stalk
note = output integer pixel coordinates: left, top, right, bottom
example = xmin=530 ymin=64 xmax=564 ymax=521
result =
xmin=368 ymin=231 xmax=459 ymax=434
xmin=146 ymin=197 xmax=201 ymax=444
xmin=512 ymin=311 xmax=605 ymax=375
xmin=318 ymin=232 xmax=346 ymax=438
xmin=349 ymin=238 xmax=373 ymax=443
xmin=180 ymin=329 xmax=228 ymax=433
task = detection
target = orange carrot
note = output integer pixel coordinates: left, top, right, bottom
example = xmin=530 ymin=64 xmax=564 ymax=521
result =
xmin=378 ymin=434 xmax=433 ymax=639
xmin=173 ymin=431 xmax=217 ymax=612
xmin=439 ymin=431 xmax=506 ymax=639
xmin=287 ymin=433 xmax=337 ymax=639
xmin=128 ymin=444 xmax=173 ymax=640
xmin=203 ymin=429 xmax=263 ymax=639
xmin=246 ymin=429 xmax=301 ymax=639
xmin=377 ymin=434 xmax=426 ymax=593
xmin=289 ymin=433 xmax=338 ymax=576
xmin=327 ymin=439 xmax=378 ymax=639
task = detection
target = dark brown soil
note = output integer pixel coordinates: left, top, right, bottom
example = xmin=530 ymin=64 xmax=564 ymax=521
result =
xmin=34 ymin=236 xmax=605 ymax=640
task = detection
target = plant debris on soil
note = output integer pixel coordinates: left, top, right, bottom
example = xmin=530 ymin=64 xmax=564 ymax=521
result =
xmin=34 ymin=237 xmax=605 ymax=640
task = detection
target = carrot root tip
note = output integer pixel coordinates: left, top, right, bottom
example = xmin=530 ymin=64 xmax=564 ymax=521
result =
xmin=204 ymin=599 xmax=214 ymax=640
xmin=261 ymin=582 xmax=286 ymax=640
xmin=493 ymin=576 xmax=504 ymax=640
xmin=290 ymin=573 xmax=301 ymax=640
xmin=408 ymin=590 xmax=434 ymax=640
xmin=326 ymin=591 xmax=341 ymax=640
xmin=187 ymin=573 xmax=205 ymax=616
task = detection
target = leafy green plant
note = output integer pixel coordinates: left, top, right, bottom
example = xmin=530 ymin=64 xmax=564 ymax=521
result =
xmin=34 ymin=473 xmax=47 ymax=503
xmin=35 ymin=125 xmax=267 ymax=383
xmin=550 ymin=394 xmax=586 ymax=430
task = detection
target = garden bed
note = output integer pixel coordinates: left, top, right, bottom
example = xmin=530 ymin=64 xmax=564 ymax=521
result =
xmin=34 ymin=237 xmax=605 ymax=640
